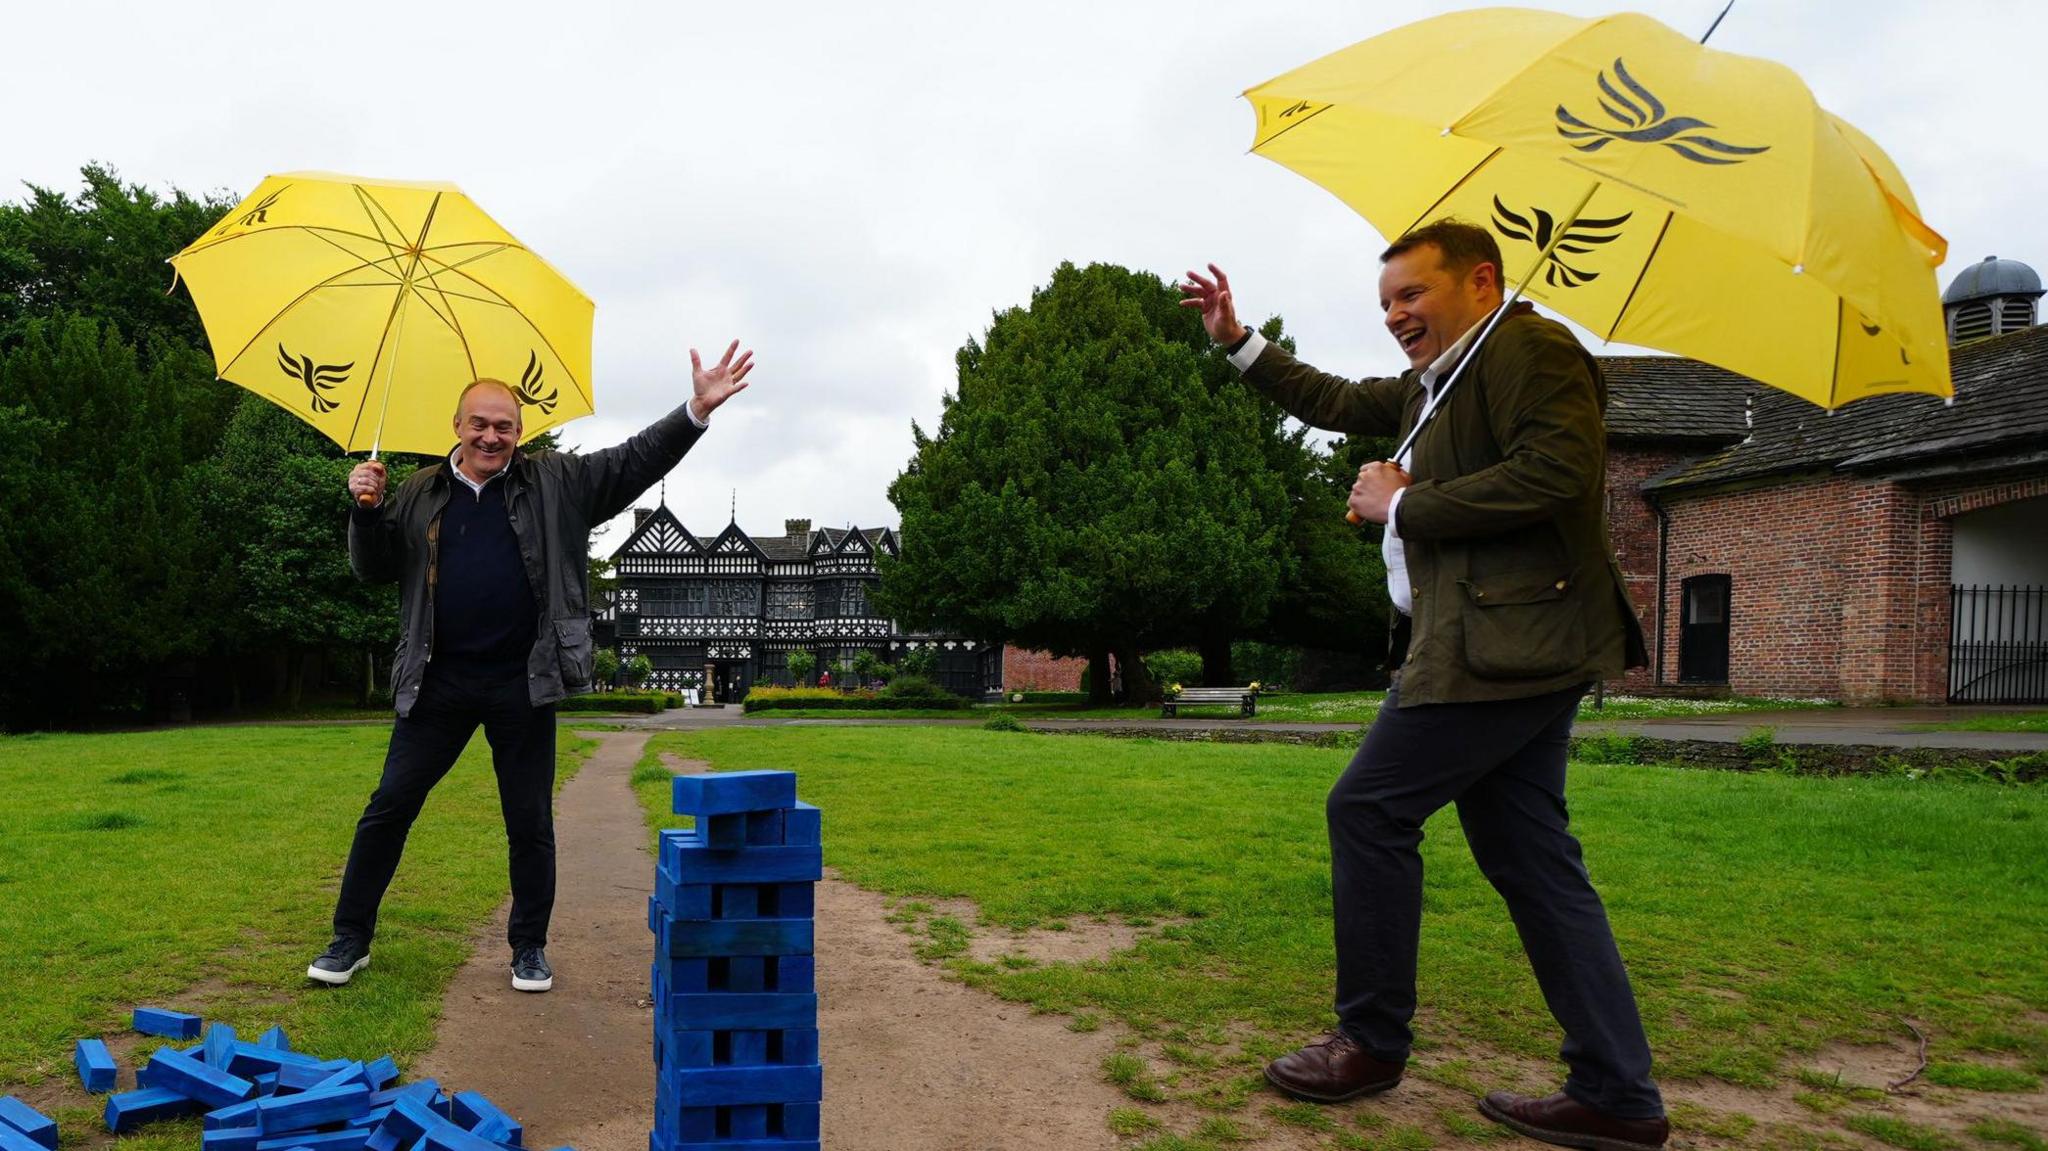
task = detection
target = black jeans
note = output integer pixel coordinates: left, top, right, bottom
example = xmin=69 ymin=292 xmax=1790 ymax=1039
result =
xmin=332 ymin=658 xmax=558 ymax=951
xmin=1328 ymin=681 xmax=1663 ymax=1120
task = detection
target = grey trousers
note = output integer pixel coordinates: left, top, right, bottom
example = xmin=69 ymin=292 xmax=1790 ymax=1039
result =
xmin=1328 ymin=681 xmax=1664 ymax=1119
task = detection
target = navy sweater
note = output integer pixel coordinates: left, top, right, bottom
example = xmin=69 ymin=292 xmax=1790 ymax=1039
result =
xmin=436 ymin=475 xmax=537 ymax=664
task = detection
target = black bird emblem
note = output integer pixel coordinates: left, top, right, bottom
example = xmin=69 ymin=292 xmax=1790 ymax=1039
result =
xmin=1555 ymin=59 xmax=1769 ymax=166
xmin=1490 ymin=197 xmax=1633 ymax=288
xmin=216 ymin=187 xmax=286 ymax=235
xmin=277 ymin=344 xmax=354 ymax=414
xmin=516 ymin=350 xmax=559 ymax=415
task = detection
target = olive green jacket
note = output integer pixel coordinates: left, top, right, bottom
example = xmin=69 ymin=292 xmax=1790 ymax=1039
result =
xmin=1244 ymin=312 xmax=1647 ymax=707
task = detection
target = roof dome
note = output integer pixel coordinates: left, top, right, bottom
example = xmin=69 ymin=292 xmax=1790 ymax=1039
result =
xmin=1943 ymin=255 xmax=2043 ymax=305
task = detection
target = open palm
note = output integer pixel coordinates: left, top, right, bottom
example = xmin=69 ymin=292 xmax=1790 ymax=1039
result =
xmin=691 ymin=340 xmax=754 ymax=417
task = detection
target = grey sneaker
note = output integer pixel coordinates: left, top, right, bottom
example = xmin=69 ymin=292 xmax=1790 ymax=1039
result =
xmin=512 ymin=946 xmax=553 ymax=993
xmin=307 ymin=936 xmax=370 ymax=985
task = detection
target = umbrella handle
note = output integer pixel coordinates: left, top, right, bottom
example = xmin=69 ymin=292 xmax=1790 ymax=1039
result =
xmin=354 ymin=454 xmax=385 ymax=509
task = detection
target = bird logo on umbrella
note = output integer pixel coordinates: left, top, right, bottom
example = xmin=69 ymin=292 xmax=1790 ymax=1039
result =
xmin=276 ymin=344 xmax=354 ymax=414
xmin=1555 ymin=59 xmax=1770 ymax=166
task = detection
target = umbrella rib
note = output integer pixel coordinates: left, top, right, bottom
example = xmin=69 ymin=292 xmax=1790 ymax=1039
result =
xmin=409 ymin=249 xmax=592 ymax=414
xmin=172 ymin=223 xmax=416 ymax=264
xmin=299 ymin=229 xmax=409 ymax=283
xmin=213 ymin=256 xmax=425 ymax=394
xmin=419 ymin=245 xmax=523 ymax=282
xmin=1249 ymin=102 xmax=1333 ymax=152
xmin=1400 ymin=147 xmax=1502 ymax=238
xmin=353 ymin=185 xmax=412 ymax=258
xmin=1604 ymin=210 xmax=1673 ymax=343
xmin=418 ymin=265 xmax=479 ymax=383
xmin=343 ymin=192 xmax=444 ymax=452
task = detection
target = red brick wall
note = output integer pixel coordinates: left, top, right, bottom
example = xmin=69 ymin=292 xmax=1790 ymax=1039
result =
xmin=1001 ymin=646 xmax=1085 ymax=692
xmin=1605 ymin=446 xmax=1687 ymax=694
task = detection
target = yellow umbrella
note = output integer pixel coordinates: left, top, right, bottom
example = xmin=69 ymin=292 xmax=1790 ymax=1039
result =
xmin=1244 ymin=8 xmax=1950 ymax=413
xmin=169 ymin=171 xmax=593 ymax=457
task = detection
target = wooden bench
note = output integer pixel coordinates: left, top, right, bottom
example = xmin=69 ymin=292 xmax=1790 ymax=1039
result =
xmin=1162 ymin=687 xmax=1257 ymax=718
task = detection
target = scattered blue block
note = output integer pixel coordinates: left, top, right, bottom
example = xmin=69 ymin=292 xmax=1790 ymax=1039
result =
xmin=419 ymin=1117 xmax=506 ymax=1151
xmin=257 ymin=1026 xmax=290 ymax=1051
xmin=659 ymin=916 xmax=815 ymax=959
xmin=449 ymin=1092 xmax=521 ymax=1147
xmin=362 ymin=1056 xmax=399 ymax=1091
xmin=254 ymin=1129 xmax=371 ymax=1151
xmin=0 ymin=1127 xmax=44 ymax=1151
xmin=662 ymin=992 xmax=818 ymax=1031
xmin=226 ymin=1041 xmax=325 ymax=1077
xmin=366 ymin=1093 xmax=438 ymax=1151
xmin=74 ymin=1037 xmax=118 ymax=1093
xmin=0 ymin=1099 xmax=55 ymax=1150
xmin=276 ymin=1059 xmax=356 ymax=1091
xmin=104 ymin=1087 xmax=201 ymax=1133
xmin=204 ymin=1023 xmax=240 ymax=1069
xmin=252 ymin=1073 xmax=278 ymax=1095
xmin=310 ymin=1061 xmax=367 ymax=1092
xmin=470 ymin=1116 xmax=514 ymax=1144
xmin=660 ymin=840 xmax=821 ymax=885
xmin=203 ymin=1127 xmax=261 ymax=1151
xmin=145 ymin=1046 xmax=257 ymax=1108
xmin=204 ymin=1097 xmax=263 ymax=1129
xmin=670 ymin=770 xmax=796 ymax=817
xmin=257 ymin=1082 xmax=372 ymax=1134
xmin=134 ymin=1007 xmax=204 ymax=1039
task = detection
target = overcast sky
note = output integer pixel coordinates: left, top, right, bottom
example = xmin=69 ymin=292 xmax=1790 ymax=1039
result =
xmin=6 ymin=1 xmax=2042 ymax=553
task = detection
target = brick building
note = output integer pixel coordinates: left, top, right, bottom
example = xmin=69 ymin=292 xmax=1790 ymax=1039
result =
xmin=1600 ymin=255 xmax=2048 ymax=704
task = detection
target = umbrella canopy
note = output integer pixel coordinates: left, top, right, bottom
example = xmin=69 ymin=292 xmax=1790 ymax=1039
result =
xmin=1244 ymin=7 xmax=1950 ymax=409
xmin=169 ymin=172 xmax=594 ymax=455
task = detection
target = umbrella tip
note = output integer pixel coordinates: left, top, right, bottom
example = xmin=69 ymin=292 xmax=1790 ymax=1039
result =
xmin=1944 ymin=395 xmax=1956 ymax=407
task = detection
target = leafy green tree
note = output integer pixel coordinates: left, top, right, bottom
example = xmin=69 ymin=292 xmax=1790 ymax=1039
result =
xmin=894 ymin=645 xmax=936 ymax=681
xmin=851 ymin=649 xmax=884 ymax=688
xmin=877 ymin=262 xmax=1295 ymax=704
xmin=626 ymin=653 xmax=652 ymax=690
xmin=786 ymin=649 xmax=817 ymax=686
xmin=594 ymin=647 xmax=620 ymax=690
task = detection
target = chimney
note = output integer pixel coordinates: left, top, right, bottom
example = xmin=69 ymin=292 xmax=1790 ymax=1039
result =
xmin=785 ymin=518 xmax=811 ymax=542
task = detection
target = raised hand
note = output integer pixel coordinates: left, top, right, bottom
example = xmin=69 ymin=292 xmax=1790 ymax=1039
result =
xmin=690 ymin=340 xmax=755 ymax=422
xmin=1179 ymin=264 xmax=1250 ymax=347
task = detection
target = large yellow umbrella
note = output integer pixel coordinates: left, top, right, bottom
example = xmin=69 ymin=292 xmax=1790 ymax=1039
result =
xmin=169 ymin=171 xmax=593 ymax=457
xmin=1245 ymin=8 xmax=1950 ymax=414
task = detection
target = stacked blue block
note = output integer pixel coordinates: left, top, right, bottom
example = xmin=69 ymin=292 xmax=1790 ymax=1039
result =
xmin=651 ymin=772 xmax=822 ymax=1151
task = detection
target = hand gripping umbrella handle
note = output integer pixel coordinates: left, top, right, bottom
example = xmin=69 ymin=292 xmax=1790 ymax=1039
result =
xmin=1342 ymin=182 xmax=1601 ymax=526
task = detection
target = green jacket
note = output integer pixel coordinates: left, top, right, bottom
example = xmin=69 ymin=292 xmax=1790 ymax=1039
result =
xmin=1244 ymin=312 xmax=1646 ymax=707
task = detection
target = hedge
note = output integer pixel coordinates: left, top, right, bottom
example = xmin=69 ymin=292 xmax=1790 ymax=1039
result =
xmin=742 ymin=694 xmax=969 ymax=713
xmin=559 ymin=692 xmax=667 ymax=714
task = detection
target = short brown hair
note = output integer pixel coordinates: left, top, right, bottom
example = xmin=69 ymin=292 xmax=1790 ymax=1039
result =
xmin=454 ymin=378 xmax=520 ymax=420
xmin=1381 ymin=218 xmax=1503 ymax=283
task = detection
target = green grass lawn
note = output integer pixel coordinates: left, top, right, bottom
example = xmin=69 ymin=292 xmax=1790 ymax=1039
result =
xmin=762 ymin=692 xmax=1841 ymax=725
xmin=1903 ymin=711 xmax=2048 ymax=733
xmin=635 ymin=726 xmax=2045 ymax=1101
xmin=0 ymin=724 xmax=593 ymax=1106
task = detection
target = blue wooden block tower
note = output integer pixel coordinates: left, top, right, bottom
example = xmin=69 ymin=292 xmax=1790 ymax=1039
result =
xmin=650 ymin=770 xmax=822 ymax=1151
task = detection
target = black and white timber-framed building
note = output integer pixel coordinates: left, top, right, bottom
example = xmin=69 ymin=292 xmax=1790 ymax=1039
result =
xmin=598 ymin=509 xmax=1000 ymax=702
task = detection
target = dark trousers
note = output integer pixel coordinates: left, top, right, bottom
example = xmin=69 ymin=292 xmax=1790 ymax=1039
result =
xmin=1329 ymin=681 xmax=1663 ymax=1119
xmin=332 ymin=659 xmax=558 ymax=951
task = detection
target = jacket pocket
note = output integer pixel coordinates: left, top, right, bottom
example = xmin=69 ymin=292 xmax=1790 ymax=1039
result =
xmin=1458 ymin=567 xmax=1586 ymax=680
xmin=555 ymin=616 xmax=594 ymax=688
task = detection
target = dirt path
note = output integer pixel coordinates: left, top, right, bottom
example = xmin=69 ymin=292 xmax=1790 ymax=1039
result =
xmin=417 ymin=731 xmax=1127 ymax=1151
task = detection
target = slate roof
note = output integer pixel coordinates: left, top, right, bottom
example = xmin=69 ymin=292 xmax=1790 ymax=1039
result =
xmin=1642 ymin=323 xmax=2048 ymax=491
xmin=612 ymin=512 xmax=893 ymax=565
xmin=1600 ymin=356 xmax=1756 ymax=445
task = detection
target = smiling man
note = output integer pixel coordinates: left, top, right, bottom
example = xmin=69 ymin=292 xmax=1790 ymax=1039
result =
xmin=310 ymin=341 xmax=754 ymax=995
xmin=1182 ymin=222 xmax=1665 ymax=1151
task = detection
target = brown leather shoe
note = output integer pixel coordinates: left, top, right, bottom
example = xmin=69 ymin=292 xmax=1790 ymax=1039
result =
xmin=1263 ymin=1031 xmax=1404 ymax=1103
xmin=1478 ymin=1091 xmax=1669 ymax=1151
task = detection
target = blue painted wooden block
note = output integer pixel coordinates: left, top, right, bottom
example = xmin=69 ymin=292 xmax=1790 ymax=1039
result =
xmin=728 ymin=1032 xmax=768 ymax=1066
xmin=724 ymin=957 xmax=767 ymax=993
xmin=663 ymin=992 xmax=818 ymax=1033
xmin=660 ymin=841 xmax=821 ymax=885
xmin=311 ymin=1061 xmax=368 ymax=1092
xmin=725 ymin=1105 xmax=767 ymax=1140
xmin=202 ymin=1127 xmax=260 ymax=1151
xmin=670 ymin=1061 xmax=823 ymax=1106
xmin=203 ymin=1097 xmax=263 ymax=1130
xmin=699 ymin=813 xmax=745 ymax=850
xmin=0 ymin=1098 xmax=56 ymax=1150
xmin=74 ymin=1037 xmax=117 ymax=1093
xmin=366 ymin=1080 xmax=439 ymax=1111
xmin=418 ymin=1117 xmax=505 ymax=1151
xmin=366 ymin=1093 xmax=439 ymax=1151
xmin=781 ymin=1103 xmax=821 ymax=1139
xmin=345 ymin=1103 xmax=393 ymax=1130
xmin=783 ymin=802 xmax=820 ymax=847
xmin=670 ymin=770 xmax=795 ymax=817
xmin=362 ymin=1056 xmax=398 ymax=1091
xmin=653 ymin=868 xmax=712 ymax=920
xmin=134 ymin=1007 xmax=204 ymax=1039
xmin=252 ymin=1073 xmax=278 ymax=1095
xmin=203 ymin=1023 xmax=239 ymax=1069
xmin=743 ymin=809 xmax=783 ymax=846
xmin=470 ymin=1115 xmax=514 ymax=1144
xmin=104 ymin=1088 xmax=200 ymax=1133
xmin=254 ymin=1129 xmax=370 ymax=1151
xmin=716 ymin=885 xmax=760 ymax=918
xmin=654 ymin=957 xmax=712 ymax=995
xmin=226 ymin=1040 xmax=324 ymax=1076
xmin=145 ymin=1046 xmax=257 ymax=1108
xmin=655 ymin=1029 xmax=713 ymax=1071
xmin=775 ymin=883 xmax=815 ymax=919
xmin=658 ymin=1141 xmax=817 ymax=1151
xmin=659 ymin=916 xmax=814 ymax=959
xmin=449 ymin=1092 xmax=521 ymax=1147
xmin=257 ymin=1026 xmax=289 ymax=1051
xmin=257 ymin=1081 xmax=371 ymax=1133
xmin=0 ymin=1126 xmax=44 ymax=1151
xmin=776 ymin=956 xmax=815 ymax=994
xmin=275 ymin=1059 xmax=356 ymax=1091
xmin=778 ymin=1030 xmax=820 ymax=1067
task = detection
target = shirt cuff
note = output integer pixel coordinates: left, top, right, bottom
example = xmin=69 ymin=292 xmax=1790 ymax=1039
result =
xmin=685 ymin=399 xmax=710 ymax=429
xmin=1386 ymin=487 xmax=1404 ymax=538
xmin=1226 ymin=330 xmax=1268 ymax=372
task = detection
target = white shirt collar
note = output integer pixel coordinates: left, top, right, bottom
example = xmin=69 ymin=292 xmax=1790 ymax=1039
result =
xmin=1418 ymin=307 xmax=1499 ymax=395
xmin=447 ymin=447 xmax=510 ymax=497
